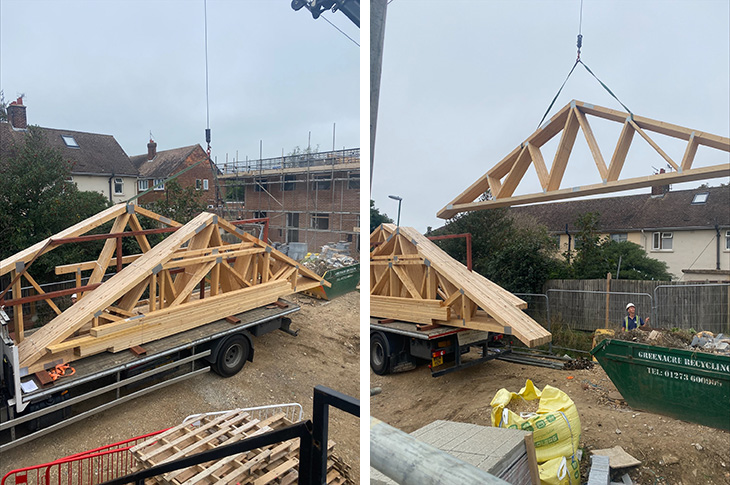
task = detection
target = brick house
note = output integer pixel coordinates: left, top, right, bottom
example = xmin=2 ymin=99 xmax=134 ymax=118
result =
xmin=510 ymin=185 xmax=730 ymax=281
xmin=219 ymin=148 xmax=360 ymax=258
xmin=1 ymin=98 xmax=138 ymax=204
xmin=130 ymin=141 xmax=221 ymax=208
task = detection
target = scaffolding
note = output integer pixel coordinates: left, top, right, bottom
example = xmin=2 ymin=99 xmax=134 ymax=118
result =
xmin=217 ymin=148 xmax=360 ymax=256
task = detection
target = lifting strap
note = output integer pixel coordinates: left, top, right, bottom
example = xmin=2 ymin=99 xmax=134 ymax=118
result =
xmin=536 ymin=0 xmax=634 ymax=129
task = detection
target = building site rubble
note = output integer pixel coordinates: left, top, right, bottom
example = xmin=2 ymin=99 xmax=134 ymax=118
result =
xmin=300 ymin=244 xmax=357 ymax=276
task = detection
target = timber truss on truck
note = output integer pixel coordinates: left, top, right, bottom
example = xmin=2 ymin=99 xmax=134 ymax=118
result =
xmin=0 ymin=205 xmax=329 ymax=450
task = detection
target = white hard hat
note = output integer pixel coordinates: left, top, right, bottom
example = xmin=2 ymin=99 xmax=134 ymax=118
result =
xmin=71 ymin=293 xmax=78 ymax=299
xmin=626 ymin=302 xmax=635 ymax=310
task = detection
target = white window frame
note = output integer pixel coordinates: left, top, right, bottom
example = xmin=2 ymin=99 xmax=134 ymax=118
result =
xmin=611 ymin=233 xmax=628 ymax=243
xmin=725 ymin=230 xmax=730 ymax=251
xmin=652 ymin=231 xmax=673 ymax=251
xmin=114 ymin=177 xmax=124 ymax=195
xmin=153 ymin=179 xmax=165 ymax=191
xmin=138 ymin=179 xmax=149 ymax=191
xmin=61 ymin=135 xmax=79 ymax=148
xmin=203 ymin=179 xmax=209 ymax=191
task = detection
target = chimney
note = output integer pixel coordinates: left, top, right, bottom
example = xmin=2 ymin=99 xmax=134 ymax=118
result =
xmin=651 ymin=168 xmax=670 ymax=196
xmin=7 ymin=97 xmax=27 ymax=129
xmin=147 ymin=138 xmax=157 ymax=161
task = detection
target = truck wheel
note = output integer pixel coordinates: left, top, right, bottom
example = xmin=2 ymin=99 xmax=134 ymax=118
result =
xmin=213 ymin=335 xmax=250 ymax=377
xmin=370 ymin=332 xmax=391 ymax=375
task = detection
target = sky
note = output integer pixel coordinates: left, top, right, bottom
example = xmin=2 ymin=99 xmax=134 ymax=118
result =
xmin=372 ymin=0 xmax=730 ymax=233
xmin=0 ymin=0 xmax=359 ymax=165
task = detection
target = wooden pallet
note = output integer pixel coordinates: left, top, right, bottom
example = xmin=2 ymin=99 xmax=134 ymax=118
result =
xmin=370 ymin=224 xmax=551 ymax=347
xmin=130 ymin=410 xmax=349 ymax=484
xmin=0 ymin=205 xmax=329 ymax=373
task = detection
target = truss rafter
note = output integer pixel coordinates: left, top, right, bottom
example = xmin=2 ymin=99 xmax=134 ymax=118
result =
xmin=438 ymin=100 xmax=730 ymax=218
xmin=0 ymin=204 xmax=327 ymax=373
xmin=370 ymin=224 xmax=551 ymax=347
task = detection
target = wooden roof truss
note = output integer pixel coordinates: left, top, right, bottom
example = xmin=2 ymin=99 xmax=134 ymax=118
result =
xmin=438 ymin=100 xmax=730 ymax=218
xmin=370 ymin=224 xmax=551 ymax=347
xmin=0 ymin=204 xmax=326 ymax=373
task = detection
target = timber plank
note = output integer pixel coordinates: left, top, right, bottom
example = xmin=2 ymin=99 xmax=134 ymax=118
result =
xmin=371 ymin=295 xmax=449 ymax=324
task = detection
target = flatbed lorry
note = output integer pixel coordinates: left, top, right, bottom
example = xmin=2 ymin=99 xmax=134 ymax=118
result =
xmin=370 ymin=318 xmax=510 ymax=377
xmin=0 ymin=299 xmax=301 ymax=452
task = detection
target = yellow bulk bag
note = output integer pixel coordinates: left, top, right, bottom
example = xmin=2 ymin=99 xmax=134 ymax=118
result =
xmin=490 ymin=379 xmax=581 ymax=463
xmin=538 ymin=455 xmax=580 ymax=485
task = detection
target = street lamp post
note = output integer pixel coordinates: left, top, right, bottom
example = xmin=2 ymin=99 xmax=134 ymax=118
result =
xmin=388 ymin=195 xmax=402 ymax=227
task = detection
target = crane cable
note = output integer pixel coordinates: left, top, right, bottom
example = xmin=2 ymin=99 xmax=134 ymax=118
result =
xmin=203 ymin=0 xmax=223 ymax=209
xmin=536 ymin=0 xmax=633 ymax=130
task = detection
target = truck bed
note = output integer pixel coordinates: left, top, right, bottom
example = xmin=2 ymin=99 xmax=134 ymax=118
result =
xmin=1 ymin=300 xmax=300 ymax=452
xmin=370 ymin=318 xmax=486 ymax=341
xmin=20 ymin=300 xmax=300 ymax=404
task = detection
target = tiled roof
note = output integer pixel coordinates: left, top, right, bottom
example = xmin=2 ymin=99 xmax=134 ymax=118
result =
xmin=509 ymin=185 xmax=729 ymax=233
xmin=0 ymin=122 xmax=138 ymax=177
xmin=130 ymin=145 xmax=201 ymax=179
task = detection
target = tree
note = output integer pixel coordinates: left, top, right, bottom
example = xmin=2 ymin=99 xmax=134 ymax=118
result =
xmin=370 ymin=199 xmax=393 ymax=233
xmin=567 ymin=212 xmax=671 ymax=280
xmin=431 ymin=209 xmax=563 ymax=294
xmin=144 ymin=179 xmax=207 ymax=224
xmin=0 ymin=126 xmax=110 ymax=280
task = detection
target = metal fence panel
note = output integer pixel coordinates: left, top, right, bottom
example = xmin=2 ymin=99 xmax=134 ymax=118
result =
xmin=545 ymin=289 xmax=652 ymax=332
xmin=653 ymin=283 xmax=730 ymax=334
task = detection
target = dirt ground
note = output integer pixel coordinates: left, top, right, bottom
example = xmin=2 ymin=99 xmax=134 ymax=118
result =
xmin=0 ymin=292 xmax=360 ymax=481
xmin=371 ymin=357 xmax=730 ymax=485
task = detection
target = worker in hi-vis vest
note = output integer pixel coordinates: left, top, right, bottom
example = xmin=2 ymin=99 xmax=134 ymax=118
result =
xmin=623 ymin=302 xmax=649 ymax=331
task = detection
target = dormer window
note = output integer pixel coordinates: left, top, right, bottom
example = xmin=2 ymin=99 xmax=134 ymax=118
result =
xmin=692 ymin=192 xmax=709 ymax=204
xmin=61 ymin=135 xmax=79 ymax=148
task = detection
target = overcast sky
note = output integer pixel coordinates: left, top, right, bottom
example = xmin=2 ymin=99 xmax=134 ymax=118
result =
xmin=1 ymin=0 xmax=359 ymax=165
xmin=372 ymin=0 xmax=730 ymax=233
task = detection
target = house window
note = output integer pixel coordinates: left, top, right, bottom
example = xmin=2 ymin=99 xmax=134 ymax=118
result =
xmin=138 ymin=179 xmax=149 ymax=191
xmin=254 ymin=178 xmax=268 ymax=192
xmin=311 ymin=213 xmax=329 ymax=230
xmin=348 ymin=173 xmax=360 ymax=190
xmin=611 ymin=233 xmax=628 ymax=243
xmin=283 ymin=175 xmax=296 ymax=191
xmin=61 ymin=135 xmax=79 ymax=148
xmin=203 ymin=179 xmax=209 ymax=191
xmin=153 ymin=179 xmax=165 ymax=191
xmin=286 ymin=213 xmax=299 ymax=243
xmin=114 ymin=178 xmax=124 ymax=195
xmin=196 ymin=179 xmax=202 ymax=190
xmin=725 ymin=230 xmax=730 ymax=251
xmin=652 ymin=232 xmax=673 ymax=251
xmin=253 ymin=211 xmax=267 ymax=220
xmin=312 ymin=174 xmax=331 ymax=191
xmin=692 ymin=192 xmax=709 ymax=204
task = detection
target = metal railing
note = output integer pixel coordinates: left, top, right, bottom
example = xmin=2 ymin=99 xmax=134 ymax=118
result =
xmin=221 ymin=148 xmax=360 ymax=175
